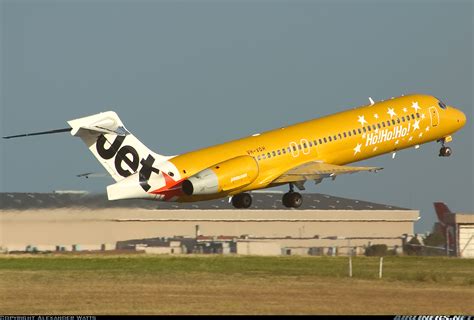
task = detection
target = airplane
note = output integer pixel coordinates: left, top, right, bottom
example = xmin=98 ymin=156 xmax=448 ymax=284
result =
xmin=3 ymin=94 xmax=466 ymax=208
xmin=433 ymin=202 xmax=456 ymax=251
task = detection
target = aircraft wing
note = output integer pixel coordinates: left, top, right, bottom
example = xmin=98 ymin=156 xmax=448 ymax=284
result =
xmin=272 ymin=161 xmax=382 ymax=186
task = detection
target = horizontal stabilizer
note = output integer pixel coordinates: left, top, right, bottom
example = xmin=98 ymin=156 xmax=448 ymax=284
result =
xmin=68 ymin=112 xmax=130 ymax=137
xmin=76 ymin=172 xmax=108 ymax=179
xmin=3 ymin=128 xmax=72 ymax=139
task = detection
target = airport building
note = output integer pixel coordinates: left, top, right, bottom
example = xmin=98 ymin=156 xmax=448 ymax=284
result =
xmin=113 ymin=207 xmax=418 ymax=256
xmin=1 ymin=192 xmax=420 ymax=256
xmin=441 ymin=213 xmax=474 ymax=258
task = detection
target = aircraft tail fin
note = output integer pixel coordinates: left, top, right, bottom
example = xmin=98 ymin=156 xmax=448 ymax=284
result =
xmin=68 ymin=111 xmax=171 ymax=182
xmin=433 ymin=202 xmax=452 ymax=224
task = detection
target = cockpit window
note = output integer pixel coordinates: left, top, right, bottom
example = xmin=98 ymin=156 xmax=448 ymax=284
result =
xmin=438 ymin=101 xmax=447 ymax=109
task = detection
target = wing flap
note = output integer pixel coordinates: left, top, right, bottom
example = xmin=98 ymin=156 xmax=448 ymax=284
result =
xmin=273 ymin=161 xmax=382 ymax=184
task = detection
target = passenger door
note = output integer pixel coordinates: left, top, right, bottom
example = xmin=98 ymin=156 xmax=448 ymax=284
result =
xmin=429 ymin=106 xmax=439 ymax=127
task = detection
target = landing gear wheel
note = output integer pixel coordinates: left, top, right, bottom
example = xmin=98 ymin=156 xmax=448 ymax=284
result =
xmin=439 ymin=146 xmax=452 ymax=157
xmin=282 ymin=192 xmax=303 ymax=208
xmin=231 ymin=193 xmax=252 ymax=209
xmin=239 ymin=193 xmax=252 ymax=208
xmin=231 ymin=196 xmax=242 ymax=208
xmin=282 ymin=193 xmax=291 ymax=208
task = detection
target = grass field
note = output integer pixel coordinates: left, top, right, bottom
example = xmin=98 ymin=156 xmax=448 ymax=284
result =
xmin=0 ymin=254 xmax=473 ymax=315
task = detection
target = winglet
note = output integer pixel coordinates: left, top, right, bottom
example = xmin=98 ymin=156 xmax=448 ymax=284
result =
xmin=369 ymin=97 xmax=375 ymax=105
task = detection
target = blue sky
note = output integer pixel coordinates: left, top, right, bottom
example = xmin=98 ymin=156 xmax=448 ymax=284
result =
xmin=1 ymin=0 xmax=472 ymax=232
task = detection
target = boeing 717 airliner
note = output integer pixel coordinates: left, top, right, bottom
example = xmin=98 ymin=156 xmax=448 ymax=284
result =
xmin=3 ymin=94 xmax=466 ymax=208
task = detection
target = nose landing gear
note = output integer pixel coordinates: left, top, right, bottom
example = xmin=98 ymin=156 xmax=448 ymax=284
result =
xmin=282 ymin=183 xmax=303 ymax=208
xmin=438 ymin=138 xmax=452 ymax=157
xmin=439 ymin=146 xmax=452 ymax=157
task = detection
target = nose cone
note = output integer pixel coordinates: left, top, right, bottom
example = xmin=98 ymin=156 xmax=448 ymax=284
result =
xmin=453 ymin=107 xmax=467 ymax=128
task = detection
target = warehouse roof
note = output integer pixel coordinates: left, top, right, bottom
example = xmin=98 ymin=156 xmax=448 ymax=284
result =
xmin=0 ymin=192 xmax=408 ymax=210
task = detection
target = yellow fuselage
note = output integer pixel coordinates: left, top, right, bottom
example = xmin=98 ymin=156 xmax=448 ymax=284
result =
xmin=169 ymin=94 xmax=466 ymax=202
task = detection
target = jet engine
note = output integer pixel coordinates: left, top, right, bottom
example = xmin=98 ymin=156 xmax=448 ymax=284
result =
xmin=181 ymin=155 xmax=259 ymax=196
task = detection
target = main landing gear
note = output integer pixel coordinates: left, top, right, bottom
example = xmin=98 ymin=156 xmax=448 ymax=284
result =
xmin=282 ymin=184 xmax=303 ymax=208
xmin=231 ymin=193 xmax=252 ymax=208
xmin=438 ymin=139 xmax=452 ymax=157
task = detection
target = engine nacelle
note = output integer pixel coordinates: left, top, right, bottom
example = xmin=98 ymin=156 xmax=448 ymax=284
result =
xmin=182 ymin=155 xmax=259 ymax=196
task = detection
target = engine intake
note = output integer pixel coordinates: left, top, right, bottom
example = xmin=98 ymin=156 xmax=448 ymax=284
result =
xmin=182 ymin=155 xmax=259 ymax=196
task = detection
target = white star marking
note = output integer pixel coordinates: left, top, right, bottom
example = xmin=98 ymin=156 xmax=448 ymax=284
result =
xmin=353 ymin=143 xmax=362 ymax=155
xmin=421 ymin=113 xmax=426 ymax=119
xmin=358 ymin=115 xmax=368 ymax=126
xmin=374 ymin=113 xmax=379 ymax=119
xmin=403 ymin=107 xmax=408 ymax=113
xmin=373 ymin=146 xmax=378 ymax=152
xmin=362 ymin=133 xmax=366 ymax=139
xmin=408 ymin=136 xmax=413 ymax=141
xmin=411 ymin=101 xmax=421 ymax=112
xmin=387 ymin=108 xmax=397 ymax=118
xmin=395 ymin=140 xmax=399 ymax=145
xmin=413 ymin=119 xmax=420 ymax=131
xmin=419 ymin=132 xmax=423 ymax=138
xmin=425 ymin=126 xmax=430 ymax=132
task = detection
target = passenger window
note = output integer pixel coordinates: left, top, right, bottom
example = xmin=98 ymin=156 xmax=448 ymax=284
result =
xmin=391 ymin=120 xmax=396 ymax=125
xmin=333 ymin=135 xmax=337 ymax=141
xmin=377 ymin=123 xmax=381 ymax=129
xmin=367 ymin=126 xmax=371 ymax=131
xmin=372 ymin=125 xmax=377 ymax=130
xmin=411 ymin=114 xmax=415 ymax=119
xmin=298 ymin=145 xmax=302 ymax=150
xmin=328 ymin=136 xmax=332 ymax=142
xmin=416 ymin=113 xmax=420 ymax=118
xmin=257 ymin=155 xmax=261 ymax=161
xmin=343 ymin=132 xmax=347 ymax=138
xmin=303 ymin=142 xmax=307 ymax=148
xmin=287 ymin=147 xmax=291 ymax=153
xmin=387 ymin=120 xmax=391 ymax=126
xmin=319 ymin=139 xmax=323 ymax=144
xmin=353 ymin=129 xmax=357 ymax=135
xmin=397 ymin=118 xmax=400 ymax=124
xmin=348 ymin=131 xmax=352 ymax=137
xmin=267 ymin=152 xmax=271 ymax=158
xmin=277 ymin=150 xmax=281 ymax=155
xmin=272 ymin=151 xmax=276 ymax=157
xmin=292 ymin=146 xmax=297 ymax=152
xmin=382 ymin=122 xmax=386 ymax=128
xmin=363 ymin=127 xmax=367 ymax=133
xmin=358 ymin=128 xmax=362 ymax=134
xmin=313 ymin=140 xmax=318 ymax=146
xmin=262 ymin=154 xmax=266 ymax=159
xmin=323 ymin=138 xmax=327 ymax=143
xmin=282 ymin=148 xmax=286 ymax=154
xmin=338 ymin=133 xmax=342 ymax=139
xmin=308 ymin=141 xmax=313 ymax=147
xmin=402 ymin=117 xmax=405 ymax=122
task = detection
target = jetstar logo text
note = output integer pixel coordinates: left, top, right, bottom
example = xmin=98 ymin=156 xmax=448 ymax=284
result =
xmin=96 ymin=135 xmax=160 ymax=191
